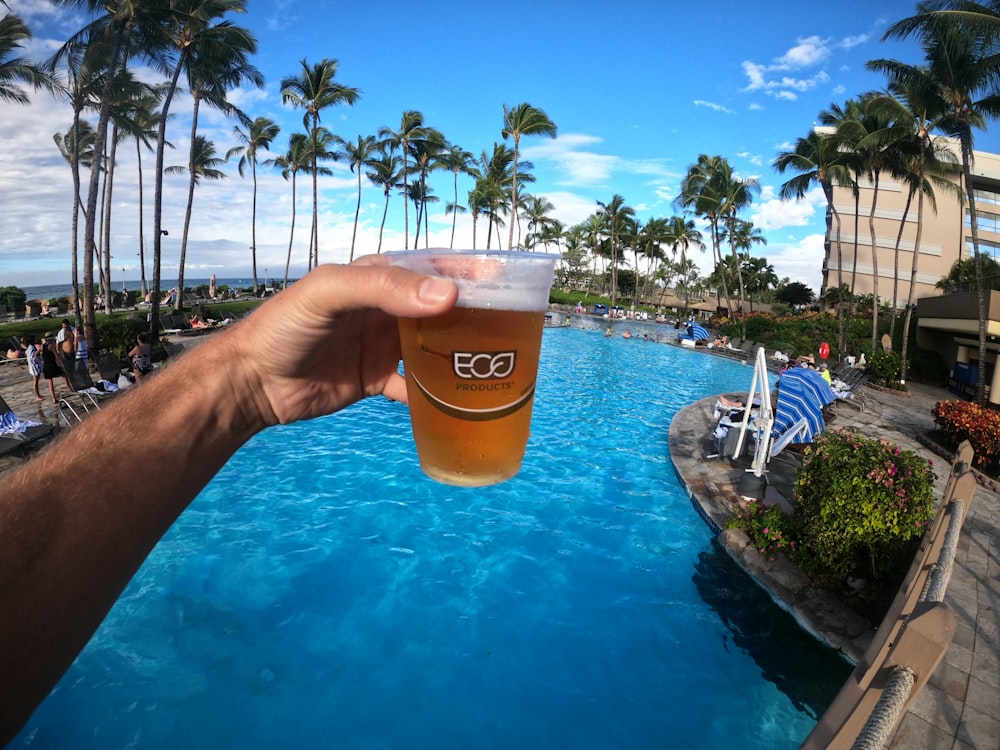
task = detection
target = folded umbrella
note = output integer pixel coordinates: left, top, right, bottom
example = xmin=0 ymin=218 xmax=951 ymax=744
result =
xmin=772 ymin=367 xmax=836 ymax=446
xmin=678 ymin=323 xmax=710 ymax=341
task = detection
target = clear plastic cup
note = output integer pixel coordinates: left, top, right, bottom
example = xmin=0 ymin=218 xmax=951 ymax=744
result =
xmin=387 ymin=249 xmax=559 ymax=486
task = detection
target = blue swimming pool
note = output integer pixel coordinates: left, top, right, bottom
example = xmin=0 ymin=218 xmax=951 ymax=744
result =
xmin=14 ymin=325 xmax=851 ymax=749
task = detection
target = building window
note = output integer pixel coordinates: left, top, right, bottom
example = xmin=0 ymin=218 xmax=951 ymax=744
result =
xmin=964 ymin=237 xmax=1000 ymax=261
xmin=967 ymin=209 xmax=1000 ymax=234
xmin=973 ymin=187 xmax=1000 ymax=207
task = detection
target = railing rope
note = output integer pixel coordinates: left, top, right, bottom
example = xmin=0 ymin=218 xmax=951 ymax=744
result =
xmin=850 ymin=666 xmax=916 ymax=750
xmin=925 ymin=499 xmax=965 ymax=603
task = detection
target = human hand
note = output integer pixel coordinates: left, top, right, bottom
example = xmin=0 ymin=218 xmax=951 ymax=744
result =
xmin=226 ymin=256 xmax=458 ymax=430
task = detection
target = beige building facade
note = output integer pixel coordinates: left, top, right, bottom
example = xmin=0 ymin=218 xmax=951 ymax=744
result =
xmin=822 ymin=138 xmax=1000 ymax=402
xmin=822 ymin=138 xmax=1000 ymax=306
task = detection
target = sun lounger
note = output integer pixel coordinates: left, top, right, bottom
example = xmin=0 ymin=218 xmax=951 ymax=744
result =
xmin=0 ymin=393 xmax=55 ymax=452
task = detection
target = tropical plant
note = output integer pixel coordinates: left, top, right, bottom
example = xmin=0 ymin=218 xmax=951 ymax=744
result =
xmin=885 ymin=4 xmax=1000 ymax=404
xmin=165 ymin=135 xmax=226 ymax=307
xmin=336 ymin=134 xmax=377 ymax=261
xmin=365 ymin=148 xmax=402 ymax=253
xmin=378 ymin=110 xmax=430 ymax=249
xmin=281 ymin=57 xmax=359 ymax=269
xmin=272 ymin=132 xmax=312 ymax=287
xmin=439 ymin=143 xmax=476 ymax=248
xmin=932 ymin=400 xmax=1000 ymax=475
xmin=0 ymin=12 xmax=54 ymax=103
xmin=775 ymin=128 xmax=855 ymax=353
xmin=793 ymin=429 xmax=936 ymax=581
xmin=227 ymin=116 xmax=279 ymax=292
xmin=595 ymin=195 xmax=634 ymax=310
xmin=501 ymin=102 xmax=557 ymax=249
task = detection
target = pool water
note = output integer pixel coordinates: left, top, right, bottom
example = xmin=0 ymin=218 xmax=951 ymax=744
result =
xmin=14 ymin=326 xmax=851 ymax=749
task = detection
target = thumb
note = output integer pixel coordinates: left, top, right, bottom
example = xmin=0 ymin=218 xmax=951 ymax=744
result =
xmin=302 ymin=262 xmax=458 ymax=320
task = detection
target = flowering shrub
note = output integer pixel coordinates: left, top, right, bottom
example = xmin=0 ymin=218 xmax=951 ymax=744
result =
xmin=793 ymin=429 xmax=935 ymax=582
xmin=726 ymin=501 xmax=797 ymax=561
xmin=932 ymin=400 xmax=1000 ymax=476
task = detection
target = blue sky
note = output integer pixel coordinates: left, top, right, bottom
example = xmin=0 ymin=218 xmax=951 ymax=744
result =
xmin=3 ymin=0 xmax=999 ymax=290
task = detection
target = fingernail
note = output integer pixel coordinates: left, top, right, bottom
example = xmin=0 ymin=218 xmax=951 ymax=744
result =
xmin=418 ymin=277 xmax=454 ymax=304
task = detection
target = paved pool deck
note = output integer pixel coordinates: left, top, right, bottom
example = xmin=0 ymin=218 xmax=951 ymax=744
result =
xmin=669 ymin=375 xmax=999 ymax=750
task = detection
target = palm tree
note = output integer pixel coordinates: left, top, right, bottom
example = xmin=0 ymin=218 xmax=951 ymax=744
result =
xmin=409 ymin=128 xmax=445 ymax=248
xmin=678 ymin=155 xmax=735 ymax=318
xmin=885 ymin=4 xmax=1000 ymax=403
xmin=281 ymin=58 xmax=360 ymax=268
xmin=227 ymin=116 xmax=280 ymax=292
xmin=0 ymin=12 xmax=53 ymax=103
xmin=378 ymin=110 xmax=430 ymax=249
xmin=502 ymin=102 xmax=557 ymax=250
xmin=819 ymin=98 xmax=866 ymax=348
xmin=143 ymin=0 xmax=257 ymax=339
xmin=46 ymin=25 xmax=113 ymax=332
xmin=439 ymin=144 xmax=476 ymax=248
xmin=596 ymin=195 xmax=635 ymax=310
xmin=365 ymin=148 xmax=402 ymax=253
xmin=165 ymin=135 xmax=226 ymax=308
xmin=122 ymin=91 xmax=166 ymax=297
xmin=775 ymin=129 xmax=853 ymax=353
xmin=837 ymin=92 xmax=907 ymax=353
xmin=336 ymin=134 xmax=377 ymax=261
xmin=183 ymin=35 xmax=263 ymax=298
xmin=522 ymin=194 xmax=556 ymax=251
xmin=476 ymin=144 xmax=515 ymax=248
xmin=865 ymin=58 xmax=960 ymax=381
xmin=272 ymin=132 xmax=314 ymax=288
xmin=52 ymin=0 xmax=170 ymax=345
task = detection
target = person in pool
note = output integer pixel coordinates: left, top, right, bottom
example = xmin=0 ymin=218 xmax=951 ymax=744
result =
xmin=0 ymin=256 xmax=460 ymax=744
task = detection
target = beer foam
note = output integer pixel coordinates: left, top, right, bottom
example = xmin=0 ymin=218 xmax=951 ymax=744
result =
xmin=386 ymin=249 xmax=558 ymax=312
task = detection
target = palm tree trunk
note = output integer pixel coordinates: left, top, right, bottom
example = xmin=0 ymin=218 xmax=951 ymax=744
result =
xmin=83 ymin=22 xmax=127 ymax=349
xmin=889 ymin=188 xmax=915 ymax=340
xmin=451 ymin=171 xmax=459 ymax=248
xmin=283 ymin=173 xmax=297 ymax=288
xmin=151 ymin=50 xmax=188 ymax=341
xmin=175 ymin=97 xmax=202 ymax=314
xmin=900 ymin=152 xmax=927 ymax=383
xmin=70 ymin=110 xmax=83 ymax=334
xmin=350 ymin=168 xmax=361 ymax=262
xmin=508 ymin=140 xmax=519 ymax=250
xmin=137 ymin=140 xmax=148 ymax=297
xmin=251 ymin=159 xmax=258 ymax=291
xmin=102 ymin=128 xmax=119 ymax=315
xmin=378 ymin=188 xmax=390 ymax=253
xmin=960 ymin=135 xmax=988 ymax=405
xmin=869 ymin=172 xmax=881 ymax=355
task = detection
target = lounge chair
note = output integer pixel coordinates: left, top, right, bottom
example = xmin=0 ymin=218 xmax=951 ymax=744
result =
xmin=96 ymin=352 xmax=123 ymax=383
xmin=769 ymin=418 xmax=809 ymax=459
xmin=0 ymin=393 xmax=55 ymax=452
xmin=830 ymin=371 xmax=869 ymax=411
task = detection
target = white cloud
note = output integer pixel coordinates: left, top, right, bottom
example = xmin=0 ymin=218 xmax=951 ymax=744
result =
xmin=737 ymin=151 xmax=763 ymax=167
xmin=775 ymin=36 xmax=830 ymax=68
xmin=765 ymin=233 xmax=827 ymax=292
xmin=751 ymin=185 xmax=826 ymax=231
xmin=693 ymin=99 xmax=733 ymax=114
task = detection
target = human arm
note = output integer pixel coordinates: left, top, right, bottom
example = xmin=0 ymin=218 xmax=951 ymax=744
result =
xmin=0 ymin=259 xmax=458 ymax=743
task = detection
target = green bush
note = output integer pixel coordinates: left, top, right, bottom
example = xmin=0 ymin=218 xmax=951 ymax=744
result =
xmin=0 ymin=286 xmax=26 ymax=312
xmin=866 ymin=350 xmax=902 ymax=387
xmin=793 ymin=429 xmax=935 ymax=582
xmin=726 ymin=500 xmax=798 ymax=561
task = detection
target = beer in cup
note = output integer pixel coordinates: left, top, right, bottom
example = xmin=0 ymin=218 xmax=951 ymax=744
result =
xmin=387 ymin=249 xmax=558 ymax=486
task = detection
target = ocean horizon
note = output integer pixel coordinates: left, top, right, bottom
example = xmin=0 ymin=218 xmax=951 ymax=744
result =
xmin=19 ymin=276 xmax=288 ymax=302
